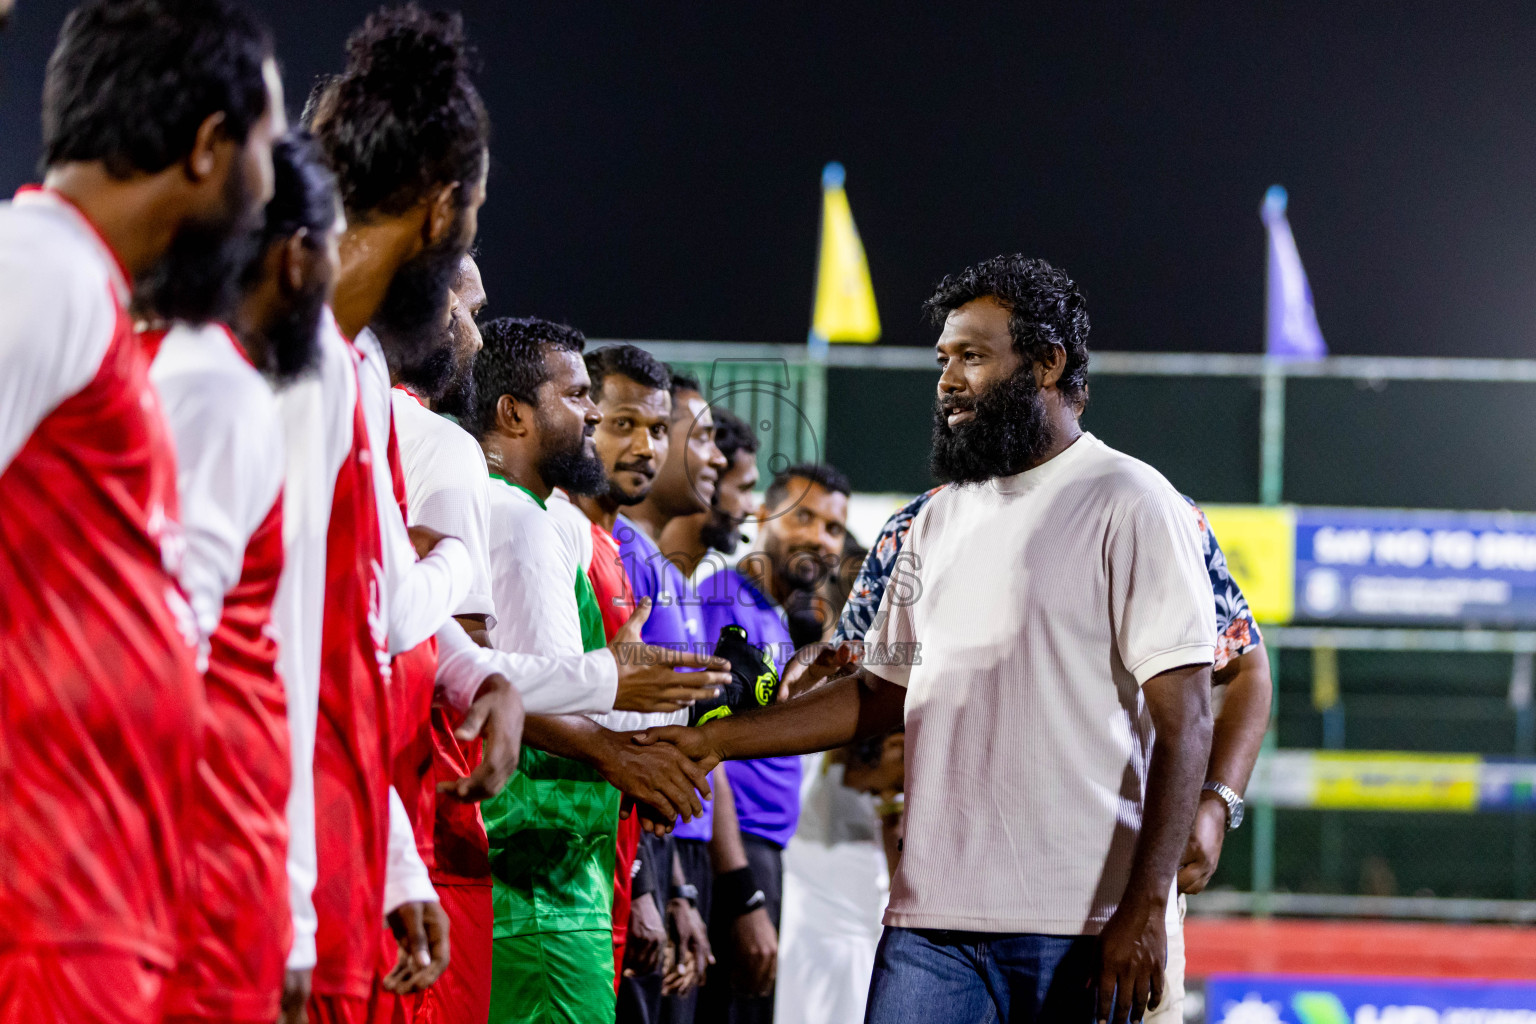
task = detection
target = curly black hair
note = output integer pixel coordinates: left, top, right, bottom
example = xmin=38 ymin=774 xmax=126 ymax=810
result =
xmin=668 ymin=367 xmax=703 ymax=401
xmin=585 ymin=344 xmax=670 ymax=402
xmin=924 ymin=254 xmax=1090 ymax=401
xmin=41 ymin=0 xmax=272 ymax=179
xmin=765 ymin=462 xmax=850 ymax=511
xmin=304 ymin=4 xmax=487 ymax=218
xmin=256 ymin=131 xmax=337 ymax=256
xmin=470 ymin=316 xmax=585 ymax=440
xmin=711 ymin=407 xmax=759 ymax=469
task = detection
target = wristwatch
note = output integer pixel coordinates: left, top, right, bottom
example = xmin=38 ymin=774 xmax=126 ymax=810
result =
xmin=1202 ymin=781 xmax=1245 ymax=831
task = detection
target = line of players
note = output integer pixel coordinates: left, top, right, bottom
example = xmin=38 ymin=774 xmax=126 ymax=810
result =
xmin=0 ymin=3 xmax=749 ymax=1022
xmin=1 ymin=3 xmax=1280 ymax=1024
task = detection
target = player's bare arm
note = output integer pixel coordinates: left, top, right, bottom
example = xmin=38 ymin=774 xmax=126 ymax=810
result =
xmin=1096 ymin=662 xmax=1214 ymax=1024
xmin=1179 ymin=641 xmax=1272 ymax=895
xmin=637 ymin=667 xmax=906 ymax=769
xmin=438 ymin=672 xmax=525 ymax=802
xmin=521 ymin=714 xmax=714 ymax=824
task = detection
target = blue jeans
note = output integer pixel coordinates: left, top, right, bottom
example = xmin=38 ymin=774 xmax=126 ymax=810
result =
xmin=864 ymin=927 xmax=1098 ymax=1023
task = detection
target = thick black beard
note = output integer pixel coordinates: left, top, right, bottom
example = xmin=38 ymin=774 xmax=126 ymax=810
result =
xmin=539 ymin=431 xmax=608 ymax=497
xmin=699 ymin=509 xmax=745 ymax=554
xmin=601 ymin=466 xmax=652 ymax=508
xmin=371 ymin=215 xmax=466 ymax=371
xmin=929 ymin=364 xmax=1053 ymax=483
xmin=434 ymin=349 xmax=478 ymax=422
xmin=259 ymin=281 xmax=326 ymax=384
xmin=134 ymin=165 xmax=262 ymax=325
xmin=397 ymin=334 xmax=477 ymax=402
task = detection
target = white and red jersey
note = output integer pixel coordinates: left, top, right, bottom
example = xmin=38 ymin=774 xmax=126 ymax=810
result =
xmin=389 ymin=391 xmax=628 ymax=882
xmin=306 ymin=312 xmax=395 ymax=998
xmin=392 ymin=385 xmax=496 ymax=624
xmin=147 ymin=323 xmax=291 ymax=1021
xmin=276 ymin=307 xmax=352 ymax=975
xmin=391 ymin=385 xmax=493 ymax=881
xmin=304 ymin=318 xmax=471 ymax=998
xmin=353 ymin=328 xmax=467 ymax=903
xmin=354 ymin=329 xmax=471 ymax=659
xmin=0 ymin=186 xmax=200 ymax=968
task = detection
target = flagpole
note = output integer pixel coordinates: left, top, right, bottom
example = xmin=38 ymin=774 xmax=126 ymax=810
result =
xmin=806 ymin=163 xmax=838 ymax=363
xmin=1252 ymin=184 xmax=1289 ymax=920
xmin=801 ymin=164 xmax=840 ymax=462
xmin=1259 ymin=185 xmax=1288 ymax=507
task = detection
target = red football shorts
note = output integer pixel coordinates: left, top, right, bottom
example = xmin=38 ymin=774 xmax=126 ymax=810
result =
xmin=371 ymin=884 xmax=492 ymax=1024
xmin=413 ymin=883 xmax=493 ymax=1024
xmin=612 ymin=808 xmax=641 ymax=991
xmin=0 ymin=949 xmax=164 ymax=1024
xmin=371 ymin=923 xmax=420 ymax=1024
xmin=309 ymin=991 xmax=375 ymax=1024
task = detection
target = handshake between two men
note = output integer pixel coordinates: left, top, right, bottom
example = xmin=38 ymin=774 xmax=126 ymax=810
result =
xmin=447 ymin=604 xmax=840 ymax=833
xmin=620 ymin=637 xmax=863 ymax=831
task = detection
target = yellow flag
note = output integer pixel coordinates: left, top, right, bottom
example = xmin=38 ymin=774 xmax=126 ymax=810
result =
xmin=811 ymin=163 xmax=881 ymax=344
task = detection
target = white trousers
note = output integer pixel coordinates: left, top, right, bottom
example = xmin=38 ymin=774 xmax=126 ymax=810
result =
xmin=773 ymin=837 xmax=889 ymax=1024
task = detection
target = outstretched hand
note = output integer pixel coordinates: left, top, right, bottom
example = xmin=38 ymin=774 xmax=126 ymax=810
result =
xmin=599 ymin=729 xmax=714 ymax=825
xmin=632 ymin=724 xmax=723 ymax=776
xmin=781 ymin=641 xmax=858 ymax=701
xmin=611 ymin=599 xmax=733 ymax=712
xmin=438 ymin=674 xmax=524 ymax=802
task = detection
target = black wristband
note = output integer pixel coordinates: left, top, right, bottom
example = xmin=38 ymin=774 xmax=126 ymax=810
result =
xmin=669 ymin=882 xmax=699 ymax=905
xmin=713 ymin=866 xmax=766 ymax=918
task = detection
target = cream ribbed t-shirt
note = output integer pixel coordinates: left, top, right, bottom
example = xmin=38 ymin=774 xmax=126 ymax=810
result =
xmin=866 ymin=432 xmax=1214 ymax=935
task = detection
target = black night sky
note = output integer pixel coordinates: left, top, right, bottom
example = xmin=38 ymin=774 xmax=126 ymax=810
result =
xmin=7 ymin=3 xmax=1536 ymax=357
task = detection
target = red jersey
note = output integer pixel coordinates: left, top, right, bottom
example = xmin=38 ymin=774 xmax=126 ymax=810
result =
xmin=148 ymin=323 xmax=291 ymax=1021
xmin=310 ymin=325 xmax=470 ymax=998
xmin=385 ymin=403 xmax=442 ymax=869
xmin=589 ymin=520 xmax=637 ymax=642
xmin=311 ymin=329 xmax=393 ymax=999
xmin=0 ymin=188 xmax=200 ymax=968
xmin=389 ymin=386 xmax=495 ymax=884
xmin=587 ymin=520 xmax=641 ymax=977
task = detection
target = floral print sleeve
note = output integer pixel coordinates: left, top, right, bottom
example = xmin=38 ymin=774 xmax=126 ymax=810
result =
xmin=1184 ymin=496 xmax=1262 ymax=673
xmin=834 ymin=487 xmax=943 ymax=645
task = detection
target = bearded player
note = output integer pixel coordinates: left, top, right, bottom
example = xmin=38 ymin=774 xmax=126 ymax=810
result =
xmin=389 ymin=268 xmax=733 ymax=1020
xmin=295 ymin=8 xmax=513 ymax=1018
xmin=0 ymin=2 xmax=282 ymax=1019
xmin=466 ymin=318 xmax=729 ymax=1023
xmin=144 ymin=133 xmax=342 ymax=1024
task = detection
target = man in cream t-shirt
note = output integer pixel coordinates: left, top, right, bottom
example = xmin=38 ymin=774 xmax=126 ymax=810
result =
xmin=640 ymin=254 xmax=1215 ymax=1023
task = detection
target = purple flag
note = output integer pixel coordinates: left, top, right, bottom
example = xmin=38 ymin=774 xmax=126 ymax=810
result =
xmin=1262 ymin=185 xmax=1327 ymax=360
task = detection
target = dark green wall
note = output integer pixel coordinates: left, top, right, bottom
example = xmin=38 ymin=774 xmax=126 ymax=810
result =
xmin=1285 ymin=378 xmax=1536 ymax=510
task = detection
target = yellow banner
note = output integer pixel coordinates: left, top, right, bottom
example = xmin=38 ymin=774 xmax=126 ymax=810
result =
xmin=1201 ymin=504 xmax=1296 ymax=624
xmin=1311 ymin=752 xmax=1479 ymax=812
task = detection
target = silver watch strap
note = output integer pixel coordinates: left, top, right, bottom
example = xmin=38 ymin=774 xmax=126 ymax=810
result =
xmin=1202 ymin=780 xmax=1244 ymax=831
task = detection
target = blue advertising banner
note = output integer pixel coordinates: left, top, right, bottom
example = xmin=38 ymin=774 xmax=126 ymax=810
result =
xmin=1293 ymin=507 xmax=1536 ymax=625
xmin=1205 ymin=975 xmax=1536 ymax=1022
